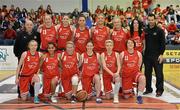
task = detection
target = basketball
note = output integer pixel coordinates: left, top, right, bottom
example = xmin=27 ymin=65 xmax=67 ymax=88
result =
xmin=76 ymin=90 xmax=88 ymax=102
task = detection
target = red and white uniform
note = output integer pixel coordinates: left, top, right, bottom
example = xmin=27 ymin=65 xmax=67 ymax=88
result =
xmin=61 ymin=51 xmax=79 ymax=94
xmin=74 ymin=27 xmax=90 ymax=54
xmin=40 ymin=25 xmax=57 ymax=50
xmin=92 ymin=26 xmax=109 ymax=53
xmin=19 ymin=51 xmax=40 ymax=94
xmin=121 ymin=50 xmax=141 ymax=92
xmin=111 ymin=28 xmax=129 ymax=53
xmin=132 ymin=31 xmax=145 ymax=53
xmin=102 ymin=51 xmax=117 ymax=93
xmin=57 ymin=25 xmax=72 ymax=50
xmin=142 ymin=0 xmax=151 ymax=9
xmin=81 ymin=52 xmax=99 ymax=95
xmin=42 ymin=53 xmax=60 ymax=95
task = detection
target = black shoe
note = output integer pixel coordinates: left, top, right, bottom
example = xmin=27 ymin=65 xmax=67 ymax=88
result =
xmin=156 ymin=92 xmax=163 ymax=97
xmin=143 ymin=90 xmax=152 ymax=95
xmin=71 ymin=95 xmax=77 ymax=103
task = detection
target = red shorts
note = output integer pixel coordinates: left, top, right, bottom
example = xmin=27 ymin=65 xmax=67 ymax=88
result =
xmin=43 ymin=75 xmax=59 ymax=95
xmin=103 ymin=75 xmax=114 ymax=93
xmin=81 ymin=75 xmax=94 ymax=95
xmin=61 ymin=77 xmax=72 ymax=95
xmin=122 ymin=72 xmax=142 ymax=92
xmin=19 ymin=75 xmax=34 ymax=95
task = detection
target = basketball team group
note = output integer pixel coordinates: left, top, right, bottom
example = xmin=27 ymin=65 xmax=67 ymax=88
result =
xmin=14 ymin=13 xmax=165 ymax=104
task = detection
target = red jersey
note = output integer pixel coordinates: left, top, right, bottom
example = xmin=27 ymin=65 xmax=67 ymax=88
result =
xmin=103 ymin=51 xmax=117 ymax=77
xmin=74 ymin=27 xmax=90 ymax=53
xmin=133 ymin=0 xmax=140 ymax=9
xmin=20 ymin=51 xmax=40 ymax=76
xmin=121 ymin=50 xmax=139 ymax=77
xmin=111 ymin=28 xmax=129 ymax=53
xmin=42 ymin=53 xmax=60 ymax=78
xmin=40 ymin=25 xmax=57 ymax=50
xmin=142 ymin=0 xmax=151 ymax=9
xmin=82 ymin=53 xmax=99 ymax=77
xmin=125 ymin=11 xmax=133 ymax=19
xmin=61 ymin=51 xmax=79 ymax=79
xmin=57 ymin=25 xmax=72 ymax=49
xmin=132 ymin=31 xmax=144 ymax=52
xmin=92 ymin=26 xmax=109 ymax=53
xmin=95 ymin=9 xmax=102 ymax=14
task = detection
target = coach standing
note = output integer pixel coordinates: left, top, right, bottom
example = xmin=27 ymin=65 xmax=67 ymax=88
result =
xmin=143 ymin=14 xmax=165 ymax=97
xmin=13 ymin=19 xmax=41 ymax=98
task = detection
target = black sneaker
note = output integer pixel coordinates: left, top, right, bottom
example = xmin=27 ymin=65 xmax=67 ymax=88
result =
xmin=71 ymin=95 xmax=77 ymax=103
xmin=143 ymin=91 xmax=152 ymax=95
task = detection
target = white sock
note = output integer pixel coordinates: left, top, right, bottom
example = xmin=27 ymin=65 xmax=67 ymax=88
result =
xmin=114 ymin=82 xmax=120 ymax=95
xmin=34 ymin=82 xmax=40 ymax=96
xmin=138 ymin=91 xmax=143 ymax=96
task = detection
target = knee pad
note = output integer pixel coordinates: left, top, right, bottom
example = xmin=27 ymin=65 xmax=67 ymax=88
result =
xmin=71 ymin=75 xmax=78 ymax=85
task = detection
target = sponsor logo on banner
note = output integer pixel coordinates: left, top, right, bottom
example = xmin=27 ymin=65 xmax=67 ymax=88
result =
xmin=0 ymin=46 xmax=18 ymax=70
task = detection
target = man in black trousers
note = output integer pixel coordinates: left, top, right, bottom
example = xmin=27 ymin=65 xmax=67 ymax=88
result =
xmin=13 ymin=19 xmax=41 ymax=98
xmin=143 ymin=14 xmax=165 ymax=97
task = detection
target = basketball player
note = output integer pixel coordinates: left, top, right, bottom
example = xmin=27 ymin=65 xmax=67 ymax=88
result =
xmin=80 ymin=41 xmax=102 ymax=103
xmin=73 ymin=14 xmax=90 ymax=54
xmin=119 ymin=39 xmax=146 ymax=104
xmin=101 ymin=40 xmax=121 ymax=104
xmin=91 ymin=14 xmax=110 ymax=53
xmin=129 ymin=18 xmax=144 ymax=53
xmin=59 ymin=41 xmax=81 ymax=103
xmin=111 ymin=16 xmax=130 ymax=53
xmin=15 ymin=40 xmax=42 ymax=104
xmin=57 ymin=15 xmax=73 ymax=52
xmin=40 ymin=42 xmax=60 ymax=103
xmin=39 ymin=14 xmax=57 ymax=52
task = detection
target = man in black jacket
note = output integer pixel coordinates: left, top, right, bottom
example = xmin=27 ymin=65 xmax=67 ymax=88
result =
xmin=143 ymin=14 xmax=165 ymax=97
xmin=13 ymin=20 xmax=41 ymax=98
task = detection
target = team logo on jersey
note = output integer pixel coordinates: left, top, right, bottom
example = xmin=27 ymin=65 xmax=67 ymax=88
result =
xmin=94 ymin=30 xmax=98 ymax=34
xmin=43 ymin=30 xmax=47 ymax=35
xmin=75 ymin=33 xmax=80 ymax=38
xmin=28 ymin=62 xmax=38 ymax=69
xmin=112 ymin=31 xmax=117 ymax=36
xmin=34 ymin=36 xmax=37 ymax=39
xmin=84 ymin=58 xmax=88 ymax=63
xmin=27 ymin=56 xmax=30 ymax=61
xmin=153 ymin=32 xmax=157 ymax=36
xmin=0 ymin=48 xmax=8 ymax=62
xmin=124 ymin=56 xmax=128 ymax=61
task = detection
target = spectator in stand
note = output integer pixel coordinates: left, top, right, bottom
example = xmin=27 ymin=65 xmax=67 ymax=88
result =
xmin=124 ymin=7 xmax=133 ymax=25
xmin=102 ymin=5 xmax=109 ymax=16
xmin=172 ymin=30 xmax=180 ymax=44
xmin=175 ymin=5 xmax=180 ymax=22
xmin=114 ymin=5 xmax=123 ymax=16
xmin=167 ymin=5 xmax=177 ymax=23
xmin=167 ymin=19 xmax=177 ymax=35
xmin=1 ymin=5 xmax=8 ymax=16
xmin=157 ymin=22 xmax=168 ymax=38
xmin=132 ymin=0 xmax=141 ymax=10
xmin=3 ymin=23 xmax=16 ymax=40
xmin=71 ymin=8 xmax=80 ymax=19
xmin=95 ymin=5 xmax=102 ymax=15
xmin=142 ymin=0 xmax=151 ymax=14
xmin=1 ymin=15 xmax=10 ymax=31
xmin=46 ymin=5 xmax=53 ymax=15
xmin=153 ymin=4 xmax=161 ymax=15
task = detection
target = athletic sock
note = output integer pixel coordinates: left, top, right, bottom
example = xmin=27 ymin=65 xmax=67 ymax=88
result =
xmin=34 ymin=82 xmax=40 ymax=96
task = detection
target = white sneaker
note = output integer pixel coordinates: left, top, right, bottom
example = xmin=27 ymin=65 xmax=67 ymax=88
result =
xmin=113 ymin=95 xmax=119 ymax=104
xmin=51 ymin=96 xmax=57 ymax=103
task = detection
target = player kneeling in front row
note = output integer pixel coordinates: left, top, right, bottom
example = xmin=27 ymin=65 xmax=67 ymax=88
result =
xmin=15 ymin=40 xmax=42 ymax=104
xmin=101 ymin=40 xmax=121 ymax=103
xmin=80 ymin=41 xmax=102 ymax=103
xmin=59 ymin=41 xmax=80 ymax=103
xmin=40 ymin=42 xmax=61 ymax=103
xmin=120 ymin=39 xmax=146 ymax=104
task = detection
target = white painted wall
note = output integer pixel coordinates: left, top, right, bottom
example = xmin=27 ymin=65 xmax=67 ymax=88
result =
xmin=0 ymin=0 xmax=82 ymax=13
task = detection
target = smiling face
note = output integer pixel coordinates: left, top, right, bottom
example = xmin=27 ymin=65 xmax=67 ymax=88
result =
xmin=78 ymin=16 xmax=86 ymax=27
xmin=62 ymin=15 xmax=70 ymax=26
xmin=113 ymin=18 xmax=121 ymax=29
xmin=86 ymin=42 xmax=94 ymax=52
xmin=133 ymin=20 xmax=139 ymax=31
xmin=47 ymin=43 xmax=56 ymax=55
xmin=105 ymin=40 xmax=114 ymax=52
xmin=148 ymin=16 xmax=156 ymax=28
xmin=44 ymin=15 xmax=52 ymax=27
xmin=66 ymin=42 xmax=74 ymax=55
xmin=126 ymin=39 xmax=135 ymax=50
xmin=28 ymin=40 xmax=38 ymax=52
xmin=97 ymin=14 xmax=105 ymax=25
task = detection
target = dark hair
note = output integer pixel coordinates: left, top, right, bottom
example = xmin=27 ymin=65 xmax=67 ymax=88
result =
xmin=27 ymin=40 xmax=38 ymax=50
xmin=148 ymin=13 xmax=156 ymax=19
xmin=130 ymin=18 xmax=143 ymax=38
xmin=78 ymin=14 xmax=86 ymax=20
xmin=47 ymin=42 xmax=57 ymax=48
xmin=125 ymin=39 xmax=136 ymax=48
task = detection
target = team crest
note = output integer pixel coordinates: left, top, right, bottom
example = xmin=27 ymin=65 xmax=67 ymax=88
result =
xmin=124 ymin=56 xmax=128 ymax=60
